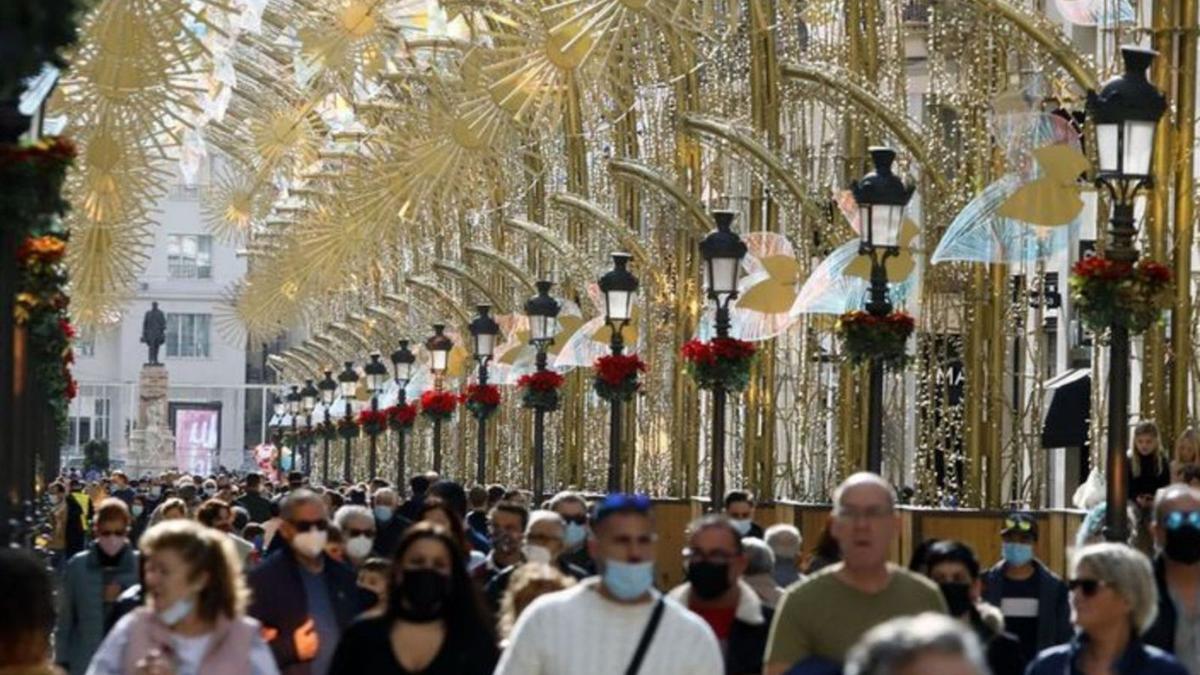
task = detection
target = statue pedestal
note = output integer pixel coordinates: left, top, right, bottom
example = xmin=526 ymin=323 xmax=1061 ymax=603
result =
xmin=126 ymin=365 xmax=176 ymax=476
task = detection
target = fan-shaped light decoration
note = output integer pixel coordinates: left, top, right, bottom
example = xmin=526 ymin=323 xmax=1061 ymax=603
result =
xmin=843 ymin=219 xmax=920 ymax=282
xmin=1055 ymin=0 xmax=1134 ymax=26
xmin=710 ymin=232 xmax=802 ymax=341
xmin=994 ymin=144 xmax=1090 ymax=226
xmin=791 ymin=239 xmax=918 ymax=316
xmin=203 ymin=163 xmax=269 ymax=243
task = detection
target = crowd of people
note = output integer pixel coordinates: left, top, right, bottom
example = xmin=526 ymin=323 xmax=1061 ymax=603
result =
xmin=1 ymin=459 xmax=1198 ymax=675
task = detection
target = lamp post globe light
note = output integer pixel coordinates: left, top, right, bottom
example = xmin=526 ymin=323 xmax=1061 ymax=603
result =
xmin=851 ymin=147 xmax=915 ymax=476
xmin=699 ymin=210 xmax=748 ymax=506
xmin=286 ymin=385 xmax=301 ymax=473
xmin=425 ymin=324 xmax=454 ymax=473
xmin=1087 ymin=45 xmax=1167 ymax=543
xmin=469 ymin=305 xmax=500 ymax=484
xmin=524 ymin=280 xmax=561 ymax=503
xmin=338 ymin=361 xmax=359 ymax=482
xmin=598 ymin=252 xmax=639 ymax=493
xmin=389 ymin=339 xmax=416 ymax=486
xmin=300 ymin=379 xmax=319 ymax=476
xmin=318 ymin=370 xmax=338 ymax=484
xmin=363 ymin=352 xmax=390 ymax=480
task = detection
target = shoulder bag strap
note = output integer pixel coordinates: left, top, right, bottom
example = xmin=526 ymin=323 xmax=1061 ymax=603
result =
xmin=624 ymin=597 xmax=667 ymax=675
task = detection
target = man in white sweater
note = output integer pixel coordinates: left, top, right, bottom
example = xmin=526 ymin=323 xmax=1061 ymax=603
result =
xmin=495 ymin=493 xmax=723 ymax=675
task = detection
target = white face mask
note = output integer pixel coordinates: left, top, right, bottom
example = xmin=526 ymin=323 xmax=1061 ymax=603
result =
xmin=345 ymin=535 xmax=374 ymax=562
xmin=50 ymin=494 xmax=62 ymax=505
xmin=523 ymin=544 xmax=553 ymax=565
xmin=157 ymin=596 xmax=195 ymax=626
xmin=292 ymin=530 xmax=329 ymax=558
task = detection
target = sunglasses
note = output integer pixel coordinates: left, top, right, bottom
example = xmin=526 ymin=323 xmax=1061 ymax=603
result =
xmin=1163 ymin=511 xmax=1200 ymax=531
xmin=1004 ymin=518 xmax=1034 ymax=532
xmin=561 ymin=515 xmax=587 ymax=526
xmin=291 ymin=519 xmax=329 ymax=533
xmin=1068 ymin=578 xmax=1106 ymax=597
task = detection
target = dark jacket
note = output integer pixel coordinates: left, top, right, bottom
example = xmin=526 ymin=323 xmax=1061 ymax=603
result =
xmin=237 ymin=491 xmax=274 ymax=524
xmin=561 ymin=545 xmax=595 ymax=575
xmin=668 ymin=580 xmax=772 ymax=675
xmin=247 ymin=547 xmax=371 ymax=675
xmin=970 ymin=606 xmax=1026 ymax=675
xmin=1026 ymin=634 xmax=1188 ymax=675
xmin=1142 ymin=555 xmax=1180 ymax=653
xmin=372 ymin=513 xmax=413 ymax=558
xmin=982 ymin=559 xmax=1072 ymax=654
xmin=747 ymin=521 xmax=765 ymax=539
xmin=64 ymin=493 xmax=87 ymax=557
xmin=484 ymin=558 xmax=589 ymax=610
xmin=54 ymin=544 xmax=140 ymax=675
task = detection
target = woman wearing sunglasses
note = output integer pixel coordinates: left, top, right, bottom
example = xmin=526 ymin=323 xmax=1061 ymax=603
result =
xmin=1026 ymin=543 xmax=1187 ymax=674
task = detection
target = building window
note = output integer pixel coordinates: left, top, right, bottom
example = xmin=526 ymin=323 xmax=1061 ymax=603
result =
xmin=166 ymin=313 xmax=211 ymax=358
xmin=167 ymin=235 xmax=213 ymax=279
xmin=74 ymin=330 xmax=95 ymax=358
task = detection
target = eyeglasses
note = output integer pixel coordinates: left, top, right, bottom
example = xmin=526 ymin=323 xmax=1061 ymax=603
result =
xmin=1068 ymin=578 xmax=1107 ymax=597
xmin=291 ymin=519 xmax=329 ymax=532
xmin=561 ymin=515 xmax=587 ymax=526
xmin=345 ymin=527 xmax=375 ymax=538
xmin=1163 ymin=511 xmax=1200 ymax=531
xmin=834 ymin=506 xmax=894 ymax=521
xmin=1004 ymin=518 xmax=1034 ymax=532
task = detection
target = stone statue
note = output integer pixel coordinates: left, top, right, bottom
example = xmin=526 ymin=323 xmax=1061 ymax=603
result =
xmin=141 ymin=301 xmax=167 ymax=365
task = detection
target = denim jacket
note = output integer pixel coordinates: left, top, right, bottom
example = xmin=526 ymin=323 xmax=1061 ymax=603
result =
xmin=1025 ymin=633 xmax=1188 ymax=675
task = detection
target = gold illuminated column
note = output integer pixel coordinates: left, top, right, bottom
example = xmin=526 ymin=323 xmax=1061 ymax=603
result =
xmin=1170 ymin=0 xmax=1197 ymax=437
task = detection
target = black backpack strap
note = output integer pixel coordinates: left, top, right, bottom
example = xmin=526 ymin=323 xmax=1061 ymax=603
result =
xmin=625 ymin=596 xmax=667 ymax=675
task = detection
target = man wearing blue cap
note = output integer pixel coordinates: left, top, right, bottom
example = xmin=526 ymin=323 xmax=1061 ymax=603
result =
xmin=495 ymin=494 xmax=722 ymax=675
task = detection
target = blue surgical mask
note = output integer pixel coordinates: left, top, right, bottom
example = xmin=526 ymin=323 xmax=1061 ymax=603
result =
xmin=731 ymin=518 xmax=753 ymax=536
xmin=564 ymin=522 xmax=587 ymax=549
xmin=602 ymin=559 xmax=655 ymax=601
xmin=373 ymin=506 xmax=394 ymax=522
xmin=1002 ymin=542 xmax=1035 ymax=567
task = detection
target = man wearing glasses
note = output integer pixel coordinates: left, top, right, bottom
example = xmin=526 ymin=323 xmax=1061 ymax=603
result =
xmin=248 ymin=489 xmax=369 ymax=675
xmin=763 ymin=473 xmax=945 ymax=674
xmin=980 ymin=511 xmax=1071 ymax=665
xmin=1144 ymin=484 xmax=1200 ymax=673
xmin=496 ymin=494 xmax=723 ymax=675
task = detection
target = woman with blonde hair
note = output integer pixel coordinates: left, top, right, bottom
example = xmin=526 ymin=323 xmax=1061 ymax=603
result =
xmin=85 ymin=519 xmax=278 ymax=675
xmin=1128 ymin=422 xmax=1172 ymax=554
xmin=497 ymin=562 xmax=575 ymax=643
xmin=1170 ymin=427 xmax=1200 ymax=484
xmin=147 ymin=497 xmax=188 ymax=529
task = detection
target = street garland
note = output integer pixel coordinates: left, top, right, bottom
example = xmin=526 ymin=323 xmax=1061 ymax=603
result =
xmin=420 ymin=390 xmax=458 ymax=422
xmin=357 ymin=408 xmax=388 ymax=437
xmin=518 ymin=370 xmax=564 ymax=411
xmin=386 ymin=403 xmax=418 ymax=432
xmin=681 ymin=337 xmax=757 ymax=392
xmin=836 ymin=310 xmax=915 ymax=369
xmin=462 ymin=383 xmax=501 ymax=421
xmin=593 ymin=354 xmax=646 ymax=402
xmin=1070 ymin=255 xmax=1171 ymax=335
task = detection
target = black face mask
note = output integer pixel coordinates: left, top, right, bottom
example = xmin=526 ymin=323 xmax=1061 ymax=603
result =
xmin=938 ymin=582 xmax=973 ymax=617
xmin=390 ymin=568 xmax=451 ymax=622
xmin=1165 ymin=526 xmax=1200 ymax=565
xmin=687 ymin=560 xmax=732 ymax=600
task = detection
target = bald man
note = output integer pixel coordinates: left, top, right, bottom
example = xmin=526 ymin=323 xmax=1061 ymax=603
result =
xmin=763 ymin=473 xmax=946 ymax=674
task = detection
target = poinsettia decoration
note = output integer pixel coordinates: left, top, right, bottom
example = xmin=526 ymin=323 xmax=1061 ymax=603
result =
xmin=336 ymin=416 xmax=359 ymax=439
xmin=420 ymin=390 xmax=458 ymax=421
xmin=593 ymin=353 xmax=646 ymax=402
xmin=518 ymin=370 xmax=565 ymax=411
xmin=386 ymin=403 xmax=418 ymax=432
xmin=357 ymin=408 xmax=388 ymax=437
xmin=681 ymin=337 xmax=757 ymax=391
xmin=836 ymin=310 xmax=915 ymax=369
xmin=1070 ymin=255 xmax=1171 ymax=335
xmin=462 ymin=383 xmax=501 ymax=420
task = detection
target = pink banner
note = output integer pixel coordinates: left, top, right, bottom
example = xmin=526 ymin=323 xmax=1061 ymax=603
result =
xmin=175 ymin=408 xmax=219 ymax=475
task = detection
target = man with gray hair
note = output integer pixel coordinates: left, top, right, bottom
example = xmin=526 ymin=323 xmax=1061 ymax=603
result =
xmin=742 ymin=537 xmax=784 ymax=608
xmin=844 ymin=612 xmax=988 ymax=675
xmin=484 ymin=509 xmax=588 ymax=610
xmin=1144 ymin=484 xmax=1200 ymax=673
xmin=764 ymin=472 xmax=946 ymax=674
xmin=370 ymin=485 xmax=411 ymax=557
xmin=765 ymin=522 xmax=804 ymax=587
xmin=333 ymin=504 xmax=376 ymax=568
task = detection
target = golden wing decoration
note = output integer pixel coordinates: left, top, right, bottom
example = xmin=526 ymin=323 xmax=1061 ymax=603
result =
xmin=736 ymin=255 xmax=802 ymax=314
xmin=994 ymin=144 xmax=1090 ymax=226
xmin=590 ymin=307 xmax=640 ymax=345
xmin=843 ymin=219 xmax=920 ymax=282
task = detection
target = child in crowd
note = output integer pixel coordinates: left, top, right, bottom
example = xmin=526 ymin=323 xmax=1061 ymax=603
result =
xmin=357 ymin=557 xmax=392 ymax=618
xmin=1127 ymin=421 xmax=1171 ymax=554
xmin=1171 ymin=427 xmax=1199 ymax=484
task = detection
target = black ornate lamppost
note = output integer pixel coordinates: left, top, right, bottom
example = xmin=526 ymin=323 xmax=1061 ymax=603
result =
xmin=598 ymin=253 xmax=639 ymax=493
xmin=337 ymin=361 xmax=359 ymax=483
xmin=1087 ymin=46 xmax=1166 ymax=542
xmin=851 ymin=147 xmax=914 ymax=475
xmin=318 ymin=370 xmax=337 ymax=484
xmin=363 ymin=352 xmax=389 ymax=480
xmin=300 ymin=379 xmax=318 ymax=475
xmin=425 ymin=324 xmax=453 ymax=474
xmin=699 ymin=210 xmax=748 ymax=505
xmin=285 ymin=385 xmax=301 ymax=474
xmin=525 ymin=280 xmax=561 ymax=503
xmin=469 ymin=305 xmax=500 ymax=484
xmin=390 ymin=340 xmax=416 ymax=486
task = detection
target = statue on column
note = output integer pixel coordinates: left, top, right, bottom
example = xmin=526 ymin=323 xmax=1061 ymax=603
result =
xmin=141 ymin=301 xmax=167 ymax=365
